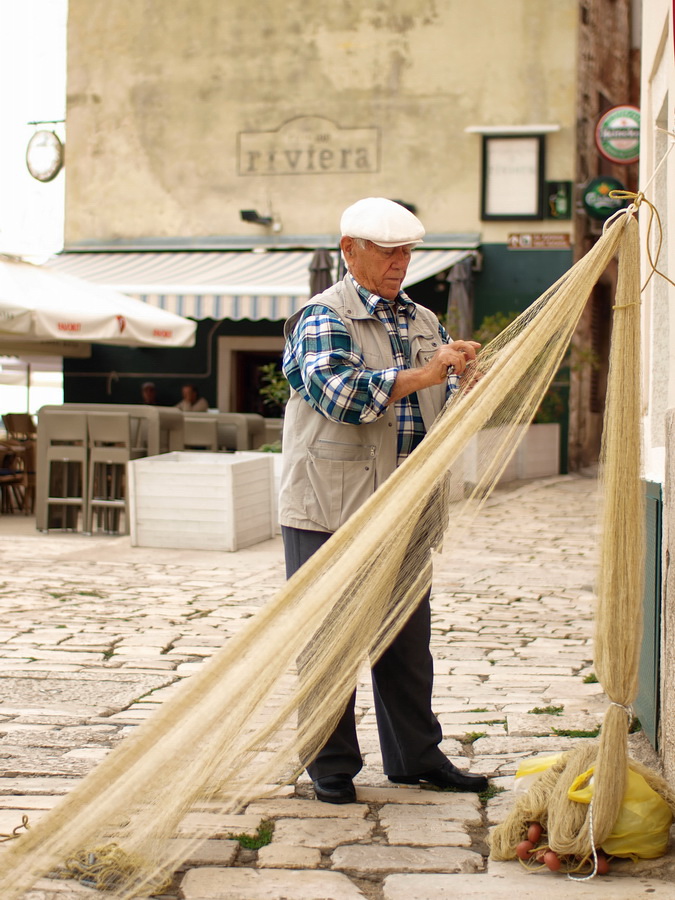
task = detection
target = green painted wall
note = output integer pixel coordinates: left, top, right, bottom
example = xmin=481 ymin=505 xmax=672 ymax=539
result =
xmin=473 ymin=244 xmax=573 ymax=473
xmin=473 ymin=245 xmax=573 ymax=325
xmin=63 ymin=318 xmax=283 ymax=407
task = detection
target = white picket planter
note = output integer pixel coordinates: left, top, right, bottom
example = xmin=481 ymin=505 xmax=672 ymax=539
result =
xmin=128 ymin=451 xmax=276 ymax=551
xmin=517 ymin=422 xmax=561 ymax=479
xmin=446 ymin=423 xmax=561 ymax=501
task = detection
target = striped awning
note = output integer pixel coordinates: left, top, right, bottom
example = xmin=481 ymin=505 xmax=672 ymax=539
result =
xmin=46 ymin=249 xmax=473 ymax=321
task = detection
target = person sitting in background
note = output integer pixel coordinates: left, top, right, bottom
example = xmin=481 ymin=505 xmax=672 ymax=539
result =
xmin=141 ymin=382 xmax=157 ymax=405
xmin=175 ymin=384 xmax=209 ymax=412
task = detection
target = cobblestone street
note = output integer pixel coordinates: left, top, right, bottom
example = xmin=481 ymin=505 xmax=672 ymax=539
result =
xmin=0 ymin=474 xmax=674 ymax=898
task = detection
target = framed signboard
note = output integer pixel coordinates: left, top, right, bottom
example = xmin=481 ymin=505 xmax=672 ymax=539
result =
xmin=481 ymin=134 xmax=545 ymax=220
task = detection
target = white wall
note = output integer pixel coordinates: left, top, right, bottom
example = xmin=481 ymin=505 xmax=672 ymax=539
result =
xmin=640 ymin=0 xmax=675 ymax=483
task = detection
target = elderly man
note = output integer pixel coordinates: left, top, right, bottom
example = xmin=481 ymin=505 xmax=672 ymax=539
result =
xmin=279 ymin=197 xmax=486 ymax=804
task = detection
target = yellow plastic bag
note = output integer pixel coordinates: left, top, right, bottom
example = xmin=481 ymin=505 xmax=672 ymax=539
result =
xmin=513 ymin=754 xmax=673 ymax=860
xmin=568 ymin=765 xmax=673 ymax=860
xmin=513 ymin=753 xmax=564 ymax=795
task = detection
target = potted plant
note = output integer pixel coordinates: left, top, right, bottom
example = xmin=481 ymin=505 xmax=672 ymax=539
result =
xmin=257 ymin=362 xmax=289 ymax=452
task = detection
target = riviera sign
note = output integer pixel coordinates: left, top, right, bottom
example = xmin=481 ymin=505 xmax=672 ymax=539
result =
xmin=238 ymin=116 xmax=380 ymax=176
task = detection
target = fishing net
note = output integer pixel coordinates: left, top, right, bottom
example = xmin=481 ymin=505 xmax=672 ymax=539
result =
xmin=0 ymin=210 xmax=663 ymax=897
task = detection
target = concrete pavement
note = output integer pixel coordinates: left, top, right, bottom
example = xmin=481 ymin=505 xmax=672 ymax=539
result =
xmin=0 ymin=474 xmax=674 ymax=899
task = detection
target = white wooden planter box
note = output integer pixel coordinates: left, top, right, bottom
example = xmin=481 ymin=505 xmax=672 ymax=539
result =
xmin=516 ymin=422 xmax=560 ymax=479
xmin=236 ymin=450 xmax=283 ymax=535
xmin=271 ymin=452 xmax=283 ymax=535
xmin=459 ymin=425 xmax=521 ymax=493
xmin=128 ymin=451 xmax=275 ymax=551
xmin=446 ymin=422 xmax=561 ymax=500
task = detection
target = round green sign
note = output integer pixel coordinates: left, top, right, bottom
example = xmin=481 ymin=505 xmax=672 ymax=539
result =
xmin=595 ymin=106 xmax=640 ymax=164
xmin=582 ymin=176 xmax=628 ymax=220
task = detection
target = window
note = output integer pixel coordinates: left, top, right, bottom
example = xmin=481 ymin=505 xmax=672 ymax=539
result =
xmin=481 ymin=134 xmax=545 ymax=221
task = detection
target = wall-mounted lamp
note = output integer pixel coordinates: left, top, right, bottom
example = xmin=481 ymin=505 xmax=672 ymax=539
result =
xmin=240 ymin=209 xmax=273 ymax=226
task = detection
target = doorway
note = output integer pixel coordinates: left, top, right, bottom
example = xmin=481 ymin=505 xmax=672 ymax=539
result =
xmin=233 ymin=349 xmax=286 ymax=417
xmin=217 ymin=335 xmax=285 ymax=413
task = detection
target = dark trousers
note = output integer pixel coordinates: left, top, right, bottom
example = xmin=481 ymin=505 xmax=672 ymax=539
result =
xmin=282 ymin=525 xmax=446 ymax=780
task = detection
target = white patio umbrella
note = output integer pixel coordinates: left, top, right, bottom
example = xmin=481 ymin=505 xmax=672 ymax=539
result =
xmin=0 ymin=255 xmax=196 ymax=348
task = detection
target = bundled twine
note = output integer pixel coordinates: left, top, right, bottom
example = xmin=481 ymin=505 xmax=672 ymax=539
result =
xmin=491 ymin=144 xmax=675 ymax=874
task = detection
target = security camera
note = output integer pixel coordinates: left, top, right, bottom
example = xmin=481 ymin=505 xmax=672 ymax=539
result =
xmin=240 ymin=209 xmax=273 ymax=226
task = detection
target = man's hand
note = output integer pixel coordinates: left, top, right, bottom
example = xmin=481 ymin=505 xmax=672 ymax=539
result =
xmin=422 ymin=341 xmax=481 ymax=384
xmin=388 ymin=340 xmax=481 ymax=404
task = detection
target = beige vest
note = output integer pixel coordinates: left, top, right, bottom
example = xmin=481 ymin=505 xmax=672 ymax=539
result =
xmin=279 ymin=276 xmax=448 ymax=533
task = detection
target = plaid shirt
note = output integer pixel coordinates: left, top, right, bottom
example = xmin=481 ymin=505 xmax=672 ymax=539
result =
xmin=283 ymin=275 xmax=455 ymax=464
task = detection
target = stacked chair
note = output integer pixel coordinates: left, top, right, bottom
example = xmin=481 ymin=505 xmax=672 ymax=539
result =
xmin=39 ymin=411 xmax=88 ymax=530
xmin=36 ymin=410 xmax=146 ymax=534
xmin=87 ymin=413 xmax=145 ymax=534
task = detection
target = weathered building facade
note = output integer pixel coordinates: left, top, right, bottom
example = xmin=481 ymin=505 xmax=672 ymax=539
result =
xmin=64 ymin=1 xmax=577 ymax=246
xmin=55 ymin=0 xmax=576 ymax=420
xmin=53 ymin=0 xmax=637 ymax=468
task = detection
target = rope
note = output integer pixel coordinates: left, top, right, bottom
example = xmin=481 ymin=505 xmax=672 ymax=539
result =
xmin=567 ymin=800 xmax=599 ymax=882
xmin=0 ymin=816 xmax=29 ymax=843
xmin=53 ymin=844 xmax=173 ymax=894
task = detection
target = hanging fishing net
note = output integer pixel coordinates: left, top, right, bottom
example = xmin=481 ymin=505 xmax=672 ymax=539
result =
xmin=0 ymin=209 xmax=670 ymax=898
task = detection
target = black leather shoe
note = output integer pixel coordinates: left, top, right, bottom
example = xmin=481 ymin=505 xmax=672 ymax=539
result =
xmin=313 ymin=773 xmax=356 ymax=804
xmin=389 ymin=760 xmax=488 ymax=793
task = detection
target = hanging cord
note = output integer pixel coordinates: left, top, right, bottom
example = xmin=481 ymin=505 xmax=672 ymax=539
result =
xmin=604 ymin=127 xmax=675 ymax=295
xmin=607 ymin=191 xmax=675 ymax=295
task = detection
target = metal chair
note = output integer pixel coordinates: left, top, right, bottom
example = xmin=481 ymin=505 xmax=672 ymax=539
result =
xmin=0 ymin=439 xmax=36 ymax=514
xmin=87 ymin=413 xmax=145 ymax=534
xmin=2 ymin=413 xmax=37 ymax=442
xmin=0 ymin=442 xmax=24 ymax=513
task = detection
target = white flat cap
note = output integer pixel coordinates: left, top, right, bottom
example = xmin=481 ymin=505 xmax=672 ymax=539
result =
xmin=340 ymin=197 xmax=425 ymax=247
